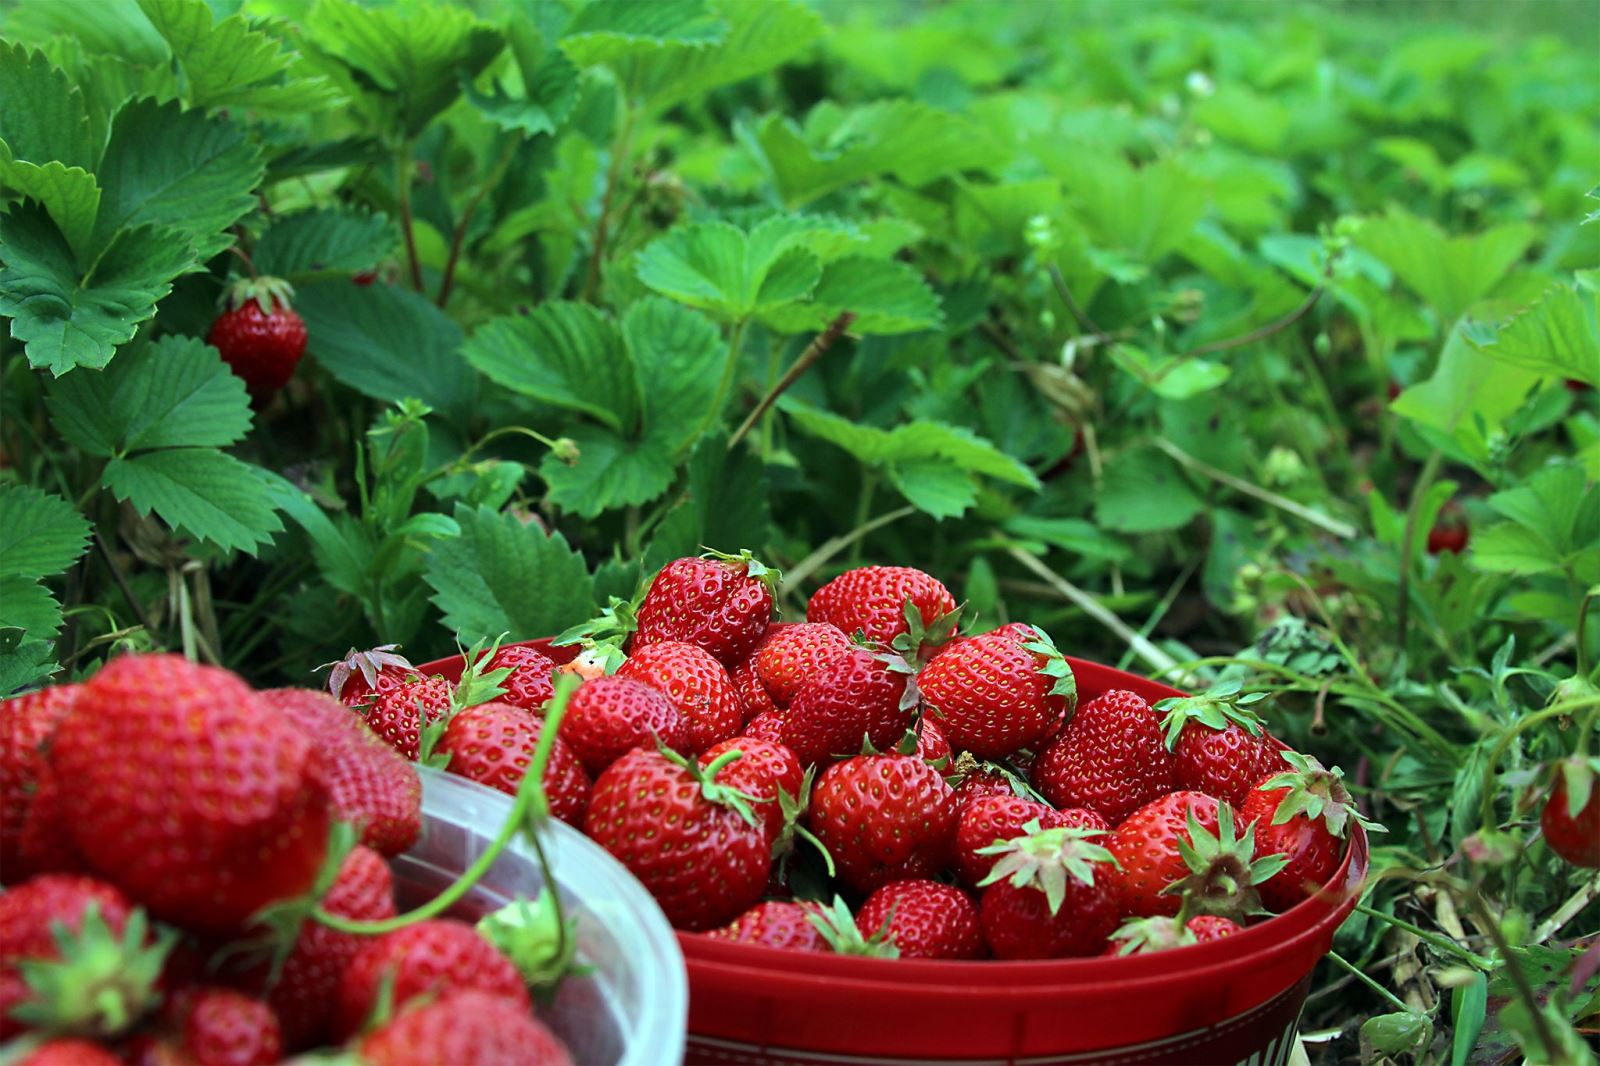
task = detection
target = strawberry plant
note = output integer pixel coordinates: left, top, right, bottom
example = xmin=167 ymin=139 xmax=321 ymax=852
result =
xmin=3 ymin=0 xmax=1599 ymax=1059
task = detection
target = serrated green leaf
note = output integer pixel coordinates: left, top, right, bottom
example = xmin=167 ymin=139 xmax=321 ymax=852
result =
xmin=0 ymin=629 xmax=59 ymax=697
xmin=1471 ymin=463 xmax=1600 ymax=581
xmin=102 ymin=449 xmax=283 ymax=553
xmin=89 ymin=97 xmax=263 ymax=262
xmin=538 ymin=424 xmax=677 ymax=518
xmin=1357 ymin=210 xmax=1535 ymax=326
xmin=294 ymin=281 xmax=474 ymax=421
xmin=743 ymin=100 xmax=995 ymax=208
xmin=624 ymin=296 xmax=721 ymax=451
xmin=0 ymin=41 xmax=95 ymax=171
xmin=258 ymin=471 xmax=369 ymax=600
xmin=139 ymin=0 xmax=341 ymax=112
xmin=0 ymin=205 xmax=196 ymax=375
xmin=1111 ymin=344 xmax=1231 ymax=399
xmin=630 ymin=0 xmax=825 ymax=113
xmin=559 ymin=0 xmax=726 ymax=68
xmin=424 ymin=504 xmax=596 ymax=644
xmin=1465 ymin=285 xmax=1600 ymax=388
xmin=0 ymin=577 xmax=64 ymax=638
xmin=0 ymin=485 xmax=92 ymax=579
xmin=887 ymin=459 xmax=976 ymax=519
xmin=465 ymin=45 xmax=579 ymax=136
xmin=1095 ymin=447 xmax=1205 ymax=533
xmin=759 ymin=256 xmax=943 ymax=336
xmin=635 ymin=219 xmax=821 ymax=321
xmin=1391 ymin=328 xmax=1543 ymax=460
xmin=252 ymin=207 xmax=395 ymax=282
xmin=0 ymin=160 xmax=100 ymax=259
xmin=308 ymin=0 xmax=504 ymax=137
xmin=1052 ymin=153 xmax=1207 ymax=265
xmin=462 ymin=301 xmax=640 ymax=434
xmin=5 ymin=0 xmax=170 ymax=66
xmin=643 ymin=432 xmax=771 ymax=572
xmin=47 ymin=335 xmax=252 ymax=456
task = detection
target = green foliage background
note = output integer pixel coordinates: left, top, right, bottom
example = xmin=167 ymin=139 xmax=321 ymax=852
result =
xmin=2 ymin=0 xmax=1598 ymax=1060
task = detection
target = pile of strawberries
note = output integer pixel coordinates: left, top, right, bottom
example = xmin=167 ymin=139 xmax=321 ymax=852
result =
xmin=0 ymin=658 xmax=576 ymax=1065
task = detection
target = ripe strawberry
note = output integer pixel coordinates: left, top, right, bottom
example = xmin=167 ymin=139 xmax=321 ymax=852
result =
xmin=262 ymin=845 xmax=397 ymax=1050
xmin=362 ymin=672 xmax=456 ymax=762
xmin=14 ymin=1040 xmax=121 ymax=1066
xmin=163 ymin=987 xmax=281 ymax=1066
xmin=50 ymin=655 xmax=329 ymax=934
xmin=954 ymin=794 xmax=1107 ymax=888
xmin=730 ymin=652 xmax=778 ymax=720
xmin=260 ymin=688 xmax=422 ymax=856
xmin=359 ymin=989 xmax=572 ymax=1066
xmin=616 ymin=641 xmax=743 ymax=754
xmin=478 ymin=644 xmax=558 ymax=712
xmin=561 ymin=676 xmax=689 ymax=775
xmin=977 ymin=825 xmax=1121 ymax=959
xmin=776 ymin=648 xmax=915 ymax=768
xmin=950 ymin=758 xmax=1025 ymax=812
xmin=333 ymin=919 xmax=529 ymax=1040
xmin=753 ymin=622 xmax=854 ymax=707
xmin=322 ymin=646 xmax=414 ymax=708
xmin=633 ymin=551 xmax=779 ymax=665
xmin=1 ymin=685 xmax=79 ymax=874
xmin=1105 ymin=914 xmax=1243 ymax=957
xmin=584 ymin=748 xmax=771 ymax=930
xmin=743 ymin=708 xmax=787 ymax=746
xmin=1157 ymin=684 xmax=1289 ymax=807
xmin=698 ymin=736 xmax=804 ymax=841
xmin=206 ymin=277 xmax=307 ymax=398
xmin=1541 ymin=758 xmax=1600 ymax=868
xmin=809 ymin=752 xmax=958 ymax=893
xmin=1107 ymin=791 xmax=1221 ymax=918
xmin=806 ymin=566 xmax=957 ymax=645
xmin=920 ymin=625 xmax=1075 ymax=759
xmin=15 ymin=760 xmax=86 ymax=876
xmin=710 ymin=901 xmax=828 ymax=952
xmin=915 ymin=719 xmax=952 ymax=766
xmin=1239 ymin=752 xmax=1380 ymax=910
xmin=0 ymin=875 xmax=167 ymax=1041
xmin=436 ymin=702 xmax=590 ymax=826
xmin=1426 ymin=523 xmax=1468 ymax=555
xmin=1032 ymin=688 xmax=1176 ymax=824
xmin=856 ymin=880 xmax=983 ymax=960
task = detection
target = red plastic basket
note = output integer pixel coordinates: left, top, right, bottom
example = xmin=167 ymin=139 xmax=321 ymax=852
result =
xmin=418 ymin=640 xmax=1369 ymax=1066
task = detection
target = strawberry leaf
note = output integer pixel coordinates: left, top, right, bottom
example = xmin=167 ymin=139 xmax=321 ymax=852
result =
xmin=252 ymin=207 xmax=396 ymax=284
xmin=636 ymin=218 xmax=821 ymax=323
xmin=139 ymin=0 xmax=343 ymax=114
xmin=103 ymin=450 xmax=284 ymax=554
xmin=0 ymin=485 xmax=91 ymax=580
xmin=760 ymin=256 xmax=944 ymax=336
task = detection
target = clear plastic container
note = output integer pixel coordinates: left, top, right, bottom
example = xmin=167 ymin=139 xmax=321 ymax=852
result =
xmin=393 ymin=766 xmax=687 ymax=1066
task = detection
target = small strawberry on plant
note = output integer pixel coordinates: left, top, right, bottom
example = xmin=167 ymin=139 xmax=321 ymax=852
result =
xmin=1239 ymin=751 xmax=1382 ymax=910
xmin=976 ymin=822 xmax=1122 ymax=959
xmin=1156 ymin=681 xmax=1287 ymax=806
xmin=207 ymin=276 xmax=308 ymax=400
xmin=1540 ymin=756 xmax=1600 ymax=868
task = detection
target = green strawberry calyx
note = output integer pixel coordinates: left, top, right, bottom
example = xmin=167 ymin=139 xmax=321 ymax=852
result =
xmin=551 ymin=595 xmax=638 ymax=670
xmin=977 ymin=820 xmax=1119 ymax=916
xmin=318 ymin=643 xmax=414 ymax=701
xmin=1155 ymin=680 xmax=1270 ymax=751
xmin=700 ymin=547 xmax=784 ymax=594
xmin=1106 ymin=915 xmax=1199 ymax=957
xmin=221 ymin=274 xmax=296 ymax=316
xmin=804 ymin=896 xmax=899 ymax=959
xmin=663 ymin=745 xmax=768 ymax=829
xmin=891 ymin=598 xmax=964 ymax=664
xmin=771 ymin=766 xmax=837 ymax=878
xmin=11 ymin=904 xmax=177 ymax=1039
xmin=1257 ymin=750 xmax=1385 ymax=839
xmin=477 ymin=893 xmax=585 ymax=1000
xmin=417 ymin=633 xmax=515 ymax=766
xmin=1164 ymin=804 xmax=1287 ymax=923
xmin=1021 ymin=625 xmax=1079 ymax=716
xmin=945 ymin=752 xmax=1048 ymax=804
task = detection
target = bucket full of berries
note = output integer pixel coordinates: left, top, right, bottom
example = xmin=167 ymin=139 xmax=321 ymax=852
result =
xmin=408 ymin=557 xmax=1375 ymax=1066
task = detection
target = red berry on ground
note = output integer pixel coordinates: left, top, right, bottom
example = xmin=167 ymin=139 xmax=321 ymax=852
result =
xmin=1540 ymin=759 xmax=1600 ymax=868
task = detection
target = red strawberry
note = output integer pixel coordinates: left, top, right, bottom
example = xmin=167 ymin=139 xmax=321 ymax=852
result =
xmin=1426 ymin=523 xmax=1468 ymax=554
xmin=15 ymin=760 xmax=85 ymax=876
xmin=1 ymin=685 xmax=79 ymax=874
xmin=206 ymin=277 xmax=307 ymax=399
xmin=359 ymin=989 xmax=572 ymax=1066
xmin=1107 ymin=792 xmax=1221 ymax=918
xmin=14 ymin=1040 xmax=121 ymax=1066
xmin=954 ymin=795 xmax=1107 ymax=888
xmin=951 ymin=760 xmax=1024 ymax=812
xmin=479 ymin=644 xmax=558 ymax=713
xmin=616 ymin=642 xmax=743 ymax=754
xmin=0 ymin=875 xmax=165 ymax=1041
xmin=260 ymin=689 xmax=422 ymax=856
xmin=806 ymin=566 xmax=957 ymax=645
xmin=977 ymin=825 xmax=1121 ymax=959
xmin=1156 ymin=683 xmax=1286 ymax=806
xmin=584 ymin=748 xmax=771 ymax=930
xmin=776 ymin=648 xmax=915 ymax=768
xmin=915 ymin=719 xmax=952 ymax=766
xmin=633 ymin=552 xmax=779 ymax=665
xmin=561 ymin=676 xmax=689 ymax=775
xmin=809 ymin=752 xmax=958 ymax=893
xmin=1104 ymin=914 xmax=1243 ymax=956
xmin=263 ymin=845 xmax=397 ymax=1050
xmin=49 ymin=655 xmax=329 ymax=934
xmin=919 ymin=625 xmax=1075 ymax=759
xmin=322 ymin=646 xmax=414 ymax=709
xmin=855 ymin=880 xmax=983 ymax=960
xmin=1239 ymin=752 xmax=1379 ymax=909
xmin=164 ymin=987 xmax=281 ymax=1066
xmin=1032 ymin=688 xmax=1176 ymax=824
xmin=1541 ymin=758 xmax=1600 ymax=868
xmin=709 ymin=901 xmax=828 ymax=952
xmin=363 ymin=672 xmax=456 ymax=761
xmin=333 ymin=919 xmax=529 ymax=1041
xmin=730 ymin=652 xmax=777 ymax=721
xmin=753 ymin=622 xmax=854 ymax=707
xmin=742 ymin=708 xmax=787 ymax=746
xmin=698 ymin=736 xmax=804 ymax=841
xmin=436 ymin=702 xmax=590 ymax=826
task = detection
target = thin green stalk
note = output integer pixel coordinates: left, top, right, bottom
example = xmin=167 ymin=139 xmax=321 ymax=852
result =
xmin=1467 ymin=891 xmax=1562 ymax=1064
xmin=1115 ymin=558 xmax=1197 ymax=672
xmin=698 ymin=318 xmax=750 ymax=440
xmin=1153 ymin=437 xmax=1357 ymax=539
xmin=783 ymin=506 xmax=918 ymax=590
xmin=1395 ymin=449 xmax=1444 ymax=654
xmin=1353 ymin=902 xmax=1493 ymax=969
xmin=849 ymin=472 xmax=876 ymax=565
xmin=395 ymin=141 xmax=423 ymax=292
xmin=581 ymin=105 xmax=638 ymax=303
xmin=1325 ymin=950 xmax=1414 ymax=1015
xmin=438 ymin=137 xmax=521 ymax=309
xmin=1477 ymin=696 xmax=1600 ymax=825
